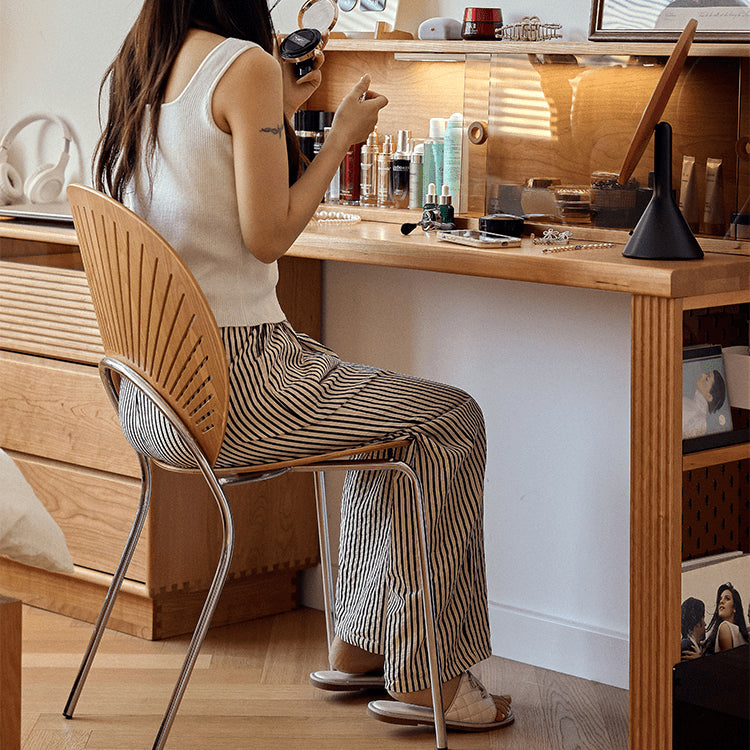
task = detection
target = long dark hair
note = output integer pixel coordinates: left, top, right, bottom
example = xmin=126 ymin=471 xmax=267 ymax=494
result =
xmin=94 ymin=0 xmax=302 ymax=200
xmin=703 ymin=583 xmax=749 ymax=653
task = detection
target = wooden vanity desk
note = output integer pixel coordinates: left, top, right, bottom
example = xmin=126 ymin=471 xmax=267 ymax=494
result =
xmin=2 ymin=212 xmax=748 ymax=750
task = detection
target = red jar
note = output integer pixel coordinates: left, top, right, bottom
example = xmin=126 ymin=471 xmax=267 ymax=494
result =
xmin=461 ymin=7 xmax=503 ymax=40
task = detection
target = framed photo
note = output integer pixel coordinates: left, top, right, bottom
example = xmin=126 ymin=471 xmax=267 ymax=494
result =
xmin=589 ymin=0 xmax=750 ymax=42
xmin=680 ymin=552 xmax=749 ymax=661
xmin=682 ymin=344 xmax=735 ymax=451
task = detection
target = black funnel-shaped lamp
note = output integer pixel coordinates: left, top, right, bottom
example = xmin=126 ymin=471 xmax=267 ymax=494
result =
xmin=622 ymin=122 xmax=703 ymax=260
xmin=617 ymin=18 xmax=703 ymax=261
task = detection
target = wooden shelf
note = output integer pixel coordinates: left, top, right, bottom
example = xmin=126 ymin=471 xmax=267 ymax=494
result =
xmin=325 ymin=38 xmax=750 ymax=58
xmin=682 ymin=441 xmax=750 ymax=471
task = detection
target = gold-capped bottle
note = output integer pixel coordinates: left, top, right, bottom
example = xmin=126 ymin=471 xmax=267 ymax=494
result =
xmin=360 ymin=130 xmax=379 ymax=207
xmin=377 ymin=134 xmax=394 ymax=208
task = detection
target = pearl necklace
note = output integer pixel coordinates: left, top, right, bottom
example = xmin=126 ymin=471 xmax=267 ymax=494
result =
xmin=313 ymin=210 xmax=361 ymax=226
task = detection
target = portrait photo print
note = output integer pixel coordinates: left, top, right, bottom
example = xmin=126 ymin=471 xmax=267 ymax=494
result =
xmin=682 ymin=344 xmax=734 ymax=443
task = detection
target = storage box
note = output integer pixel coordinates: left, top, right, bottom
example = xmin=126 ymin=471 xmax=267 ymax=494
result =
xmin=722 ymin=346 xmax=750 ymax=410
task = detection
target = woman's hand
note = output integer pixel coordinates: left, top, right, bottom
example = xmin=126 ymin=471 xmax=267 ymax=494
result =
xmin=330 ymin=74 xmax=388 ymax=146
xmin=276 ymin=36 xmax=323 ymax=118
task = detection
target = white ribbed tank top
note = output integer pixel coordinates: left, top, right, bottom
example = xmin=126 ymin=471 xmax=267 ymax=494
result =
xmin=125 ymin=38 xmax=286 ymax=328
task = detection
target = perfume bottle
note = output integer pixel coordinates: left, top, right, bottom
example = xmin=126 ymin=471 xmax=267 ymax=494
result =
xmin=377 ymin=134 xmax=394 ymax=208
xmin=391 ymin=129 xmax=411 ymax=209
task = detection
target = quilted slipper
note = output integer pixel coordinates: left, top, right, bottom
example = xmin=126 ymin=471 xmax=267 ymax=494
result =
xmin=367 ymin=671 xmax=514 ymax=732
xmin=309 ymin=669 xmax=386 ymax=692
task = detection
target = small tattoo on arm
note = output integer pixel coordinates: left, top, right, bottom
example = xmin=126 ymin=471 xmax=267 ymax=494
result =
xmin=260 ymin=123 xmax=284 ymax=138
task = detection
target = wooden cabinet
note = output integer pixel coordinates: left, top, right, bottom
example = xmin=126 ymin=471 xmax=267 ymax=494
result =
xmin=0 ymin=235 xmax=323 ymax=639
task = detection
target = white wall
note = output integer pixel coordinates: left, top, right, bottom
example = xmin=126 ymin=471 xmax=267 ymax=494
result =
xmin=1 ymin=0 xmax=631 ymax=688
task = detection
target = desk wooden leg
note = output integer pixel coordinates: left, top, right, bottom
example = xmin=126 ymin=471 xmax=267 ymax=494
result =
xmin=630 ymin=295 xmax=683 ymax=750
xmin=0 ymin=594 xmax=22 ymax=750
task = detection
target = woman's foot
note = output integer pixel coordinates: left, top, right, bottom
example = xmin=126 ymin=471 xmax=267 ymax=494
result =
xmin=329 ymin=635 xmax=385 ymax=674
xmin=386 ymin=671 xmax=513 ymax=726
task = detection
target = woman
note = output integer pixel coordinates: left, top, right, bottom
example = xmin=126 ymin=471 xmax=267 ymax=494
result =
xmin=95 ymin=0 xmax=512 ymax=732
xmin=703 ymin=583 xmax=748 ymax=653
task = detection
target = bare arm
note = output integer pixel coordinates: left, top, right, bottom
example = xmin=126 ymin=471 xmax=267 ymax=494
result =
xmin=717 ymin=621 xmax=733 ymax=651
xmin=213 ymin=47 xmax=387 ymax=263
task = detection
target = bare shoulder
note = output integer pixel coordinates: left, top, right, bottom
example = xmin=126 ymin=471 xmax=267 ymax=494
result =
xmin=213 ymin=44 xmax=281 ymax=132
xmin=222 ymin=43 xmax=279 ymax=84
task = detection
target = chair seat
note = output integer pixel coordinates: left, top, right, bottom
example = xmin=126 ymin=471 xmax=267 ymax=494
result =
xmin=157 ymin=438 xmax=413 ymax=477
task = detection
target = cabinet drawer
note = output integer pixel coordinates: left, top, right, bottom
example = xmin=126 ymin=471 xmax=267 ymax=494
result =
xmin=0 ymin=350 xmax=140 ymax=478
xmin=0 ymin=260 xmax=102 ymax=366
xmin=8 ymin=452 xmax=147 ymax=582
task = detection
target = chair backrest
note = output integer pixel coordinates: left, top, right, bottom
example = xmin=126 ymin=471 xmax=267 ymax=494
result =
xmin=68 ymin=184 xmax=229 ymax=466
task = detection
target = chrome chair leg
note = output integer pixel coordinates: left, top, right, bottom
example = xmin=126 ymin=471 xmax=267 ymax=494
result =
xmin=398 ymin=463 xmax=447 ymax=750
xmin=151 ymin=472 xmax=236 ymax=750
xmin=313 ymin=470 xmax=337 ymax=661
xmin=64 ymin=454 xmax=153 ymax=719
xmin=297 ymin=459 xmax=448 ymax=750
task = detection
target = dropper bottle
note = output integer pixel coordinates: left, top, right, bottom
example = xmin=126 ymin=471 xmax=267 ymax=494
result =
xmin=438 ymin=184 xmax=454 ymax=223
xmin=423 ymin=182 xmax=438 ymax=210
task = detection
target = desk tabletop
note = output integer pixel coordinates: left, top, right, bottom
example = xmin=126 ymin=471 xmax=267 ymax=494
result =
xmin=2 ymin=217 xmax=748 ymax=301
xmin=288 ymin=220 xmax=749 ymax=300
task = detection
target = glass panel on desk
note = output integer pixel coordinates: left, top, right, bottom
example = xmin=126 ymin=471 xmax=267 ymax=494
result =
xmin=483 ymin=53 xmax=749 ymax=242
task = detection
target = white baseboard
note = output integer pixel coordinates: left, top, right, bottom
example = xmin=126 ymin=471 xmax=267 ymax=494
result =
xmin=489 ymin=600 xmax=629 ymax=689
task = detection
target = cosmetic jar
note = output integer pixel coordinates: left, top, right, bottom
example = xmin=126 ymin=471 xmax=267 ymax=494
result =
xmin=479 ymin=213 xmax=524 ymax=236
xmin=279 ymin=28 xmax=324 ymax=78
xmin=461 ymin=8 xmax=503 ymax=40
xmin=554 ymin=186 xmax=592 ymax=225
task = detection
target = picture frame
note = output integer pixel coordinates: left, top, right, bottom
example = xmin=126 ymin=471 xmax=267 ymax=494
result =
xmin=682 ymin=344 xmax=738 ymax=453
xmin=679 ymin=552 xmax=749 ymax=661
xmin=589 ymin=0 xmax=750 ymax=42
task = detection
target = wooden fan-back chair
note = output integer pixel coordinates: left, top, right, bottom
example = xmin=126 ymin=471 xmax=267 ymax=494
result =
xmin=62 ymin=184 xmax=448 ymax=750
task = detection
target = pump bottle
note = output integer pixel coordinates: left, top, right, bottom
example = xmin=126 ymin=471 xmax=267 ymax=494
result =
xmin=391 ymin=130 xmax=411 ymax=209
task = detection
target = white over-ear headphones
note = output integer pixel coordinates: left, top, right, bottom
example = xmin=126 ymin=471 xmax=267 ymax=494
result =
xmin=0 ymin=113 xmax=72 ymax=205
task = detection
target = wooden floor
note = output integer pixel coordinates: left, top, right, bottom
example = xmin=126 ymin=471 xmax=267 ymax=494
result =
xmin=20 ymin=604 xmax=628 ymax=749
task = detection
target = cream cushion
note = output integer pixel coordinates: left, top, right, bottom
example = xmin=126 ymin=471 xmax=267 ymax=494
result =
xmin=0 ymin=448 xmax=74 ymax=573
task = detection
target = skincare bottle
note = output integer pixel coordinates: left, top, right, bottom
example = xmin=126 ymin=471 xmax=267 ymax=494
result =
xmin=424 ymin=182 xmax=438 ymax=210
xmin=360 ymin=130 xmax=379 ymax=207
xmin=293 ymin=110 xmax=318 ymax=164
xmin=423 ymin=118 xmax=446 ymax=205
xmin=443 ymin=113 xmax=463 ymax=210
xmin=340 ymin=141 xmax=363 ymax=205
xmin=679 ymin=155 xmax=699 ymax=232
xmin=438 ymin=184 xmax=454 ymax=223
xmin=391 ymin=129 xmax=411 ymax=209
xmin=703 ymin=158 xmax=725 ymax=235
xmin=408 ymin=141 xmax=424 ymax=210
xmin=377 ymin=134 xmax=394 ymax=208
xmin=323 ymin=127 xmax=339 ymax=204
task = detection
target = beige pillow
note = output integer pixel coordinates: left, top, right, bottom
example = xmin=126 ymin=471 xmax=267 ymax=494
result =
xmin=0 ymin=449 xmax=74 ymax=573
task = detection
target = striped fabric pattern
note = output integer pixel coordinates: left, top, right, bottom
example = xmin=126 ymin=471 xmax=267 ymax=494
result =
xmin=119 ymin=321 xmax=491 ymax=692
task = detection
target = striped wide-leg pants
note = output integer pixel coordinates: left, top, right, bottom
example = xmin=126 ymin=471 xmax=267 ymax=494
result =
xmin=119 ymin=322 xmax=491 ymax=693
